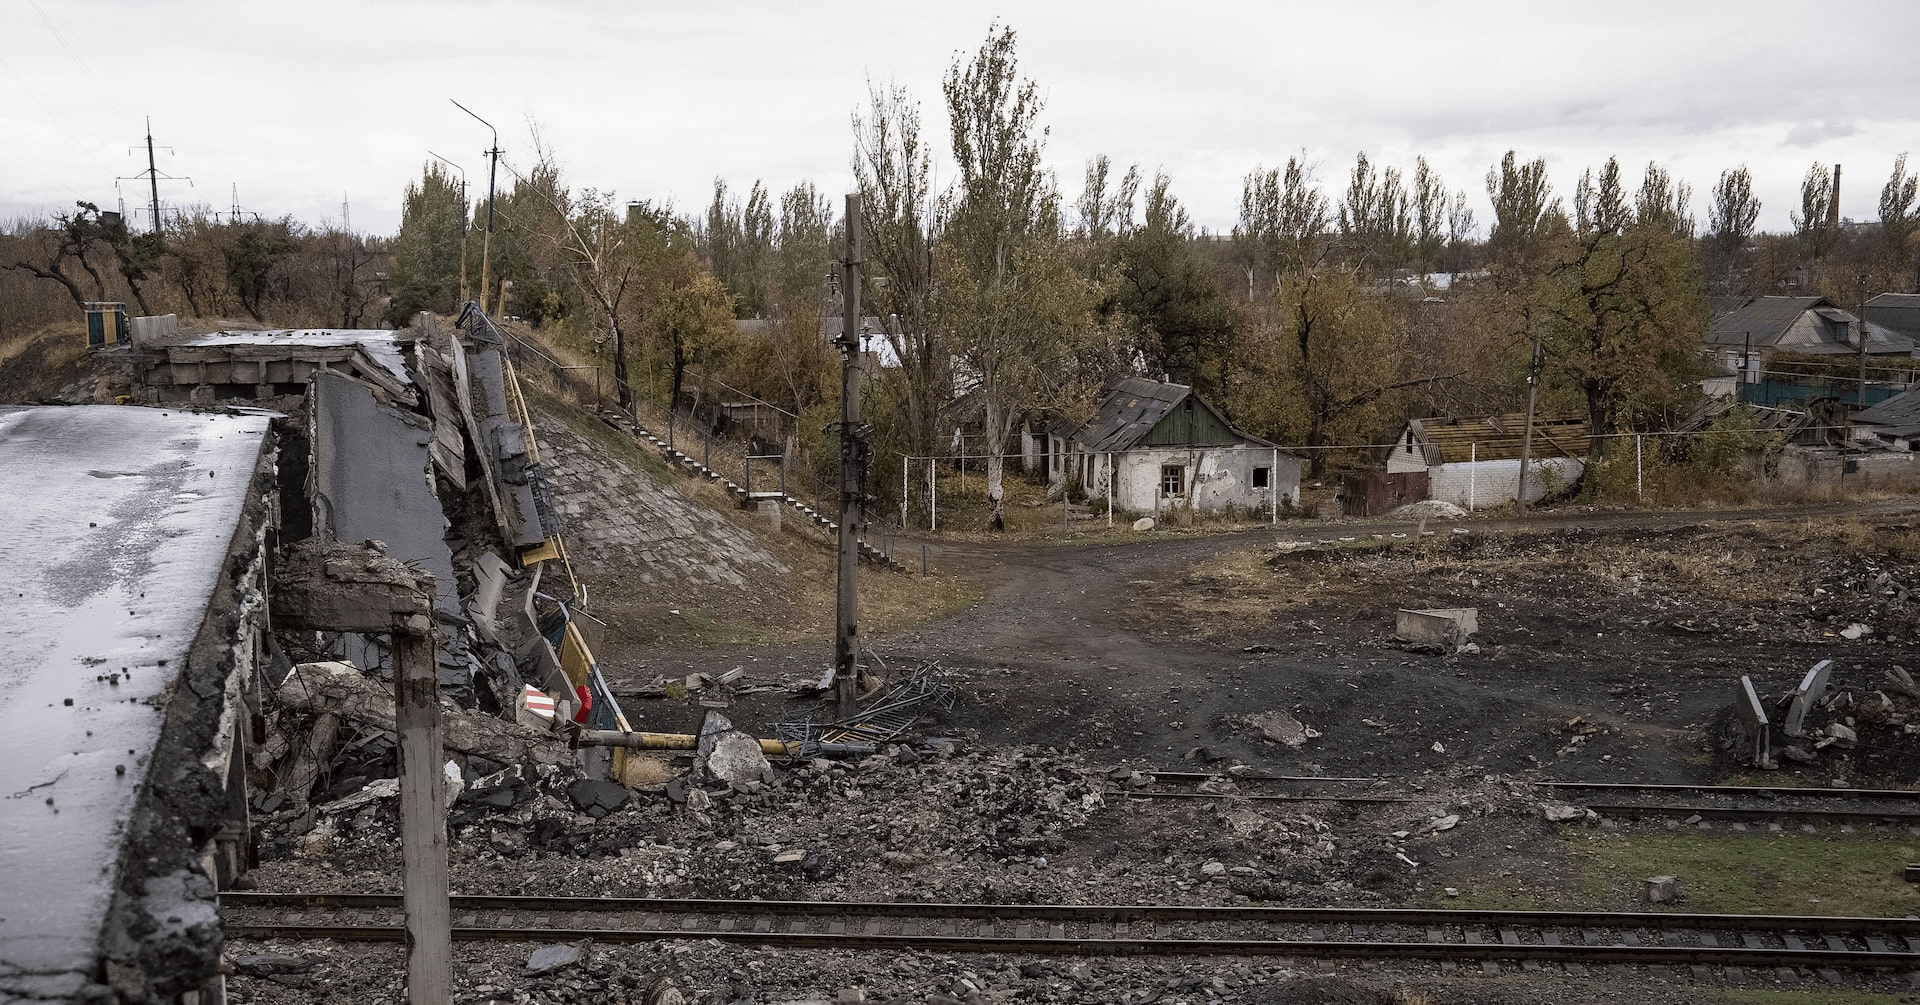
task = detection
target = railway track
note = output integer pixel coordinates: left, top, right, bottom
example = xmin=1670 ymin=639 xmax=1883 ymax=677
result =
xmin=1121 ymin=772 xmax=1920 ymax=825
xmin=222 ymin=893 xmax=1920 ymax=978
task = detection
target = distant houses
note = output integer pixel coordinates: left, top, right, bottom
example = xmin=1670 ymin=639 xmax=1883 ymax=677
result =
xmin=1705 ymin=296 xmax=1915 ymax=396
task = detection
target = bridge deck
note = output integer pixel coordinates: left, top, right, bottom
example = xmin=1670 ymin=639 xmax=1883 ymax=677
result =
xmin=0 ymin=405 xmax=273 ymax=1001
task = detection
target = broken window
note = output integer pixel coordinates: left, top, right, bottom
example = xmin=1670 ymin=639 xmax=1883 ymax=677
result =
xmin=1252 ymin=466 xmax=1270 ymax=489
xmin=1160 ymin=464 xmax=1185 ymax=497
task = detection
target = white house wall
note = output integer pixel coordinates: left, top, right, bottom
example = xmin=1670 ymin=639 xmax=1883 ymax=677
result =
xmin=1081 ymin=445 xmax=1301 ymax=514
xmin=1428 ymin=457 xmax=1585 ymax=509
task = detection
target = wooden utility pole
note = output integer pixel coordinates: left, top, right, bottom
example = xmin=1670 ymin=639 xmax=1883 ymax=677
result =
xmin=1515 ymin=327 xmax=1544 ymax=512
xmin=834 ymin=194 xmax=865 ymax=716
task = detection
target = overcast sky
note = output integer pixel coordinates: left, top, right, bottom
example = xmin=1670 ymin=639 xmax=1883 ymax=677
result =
xmin=4 ymin=0 xmax=1917 ymax=242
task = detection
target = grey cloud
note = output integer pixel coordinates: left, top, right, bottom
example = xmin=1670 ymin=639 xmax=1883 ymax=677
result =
xmin=1783 ymin=121 xmax=1860 ymax=148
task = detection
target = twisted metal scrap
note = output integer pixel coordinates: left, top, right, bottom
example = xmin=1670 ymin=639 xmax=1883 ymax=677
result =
xmin=774 ymin=664 xmax=955 ymax=761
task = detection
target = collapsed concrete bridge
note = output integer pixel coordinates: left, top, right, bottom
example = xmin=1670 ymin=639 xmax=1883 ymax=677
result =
xmin=0 ymin=308 xmax=642 ymax=1003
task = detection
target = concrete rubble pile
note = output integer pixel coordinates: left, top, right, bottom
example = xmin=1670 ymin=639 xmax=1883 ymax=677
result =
xmin=1718 ymin=656 xmax=1920 ymax=782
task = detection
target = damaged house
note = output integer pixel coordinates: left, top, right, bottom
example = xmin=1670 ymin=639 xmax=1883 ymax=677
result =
xmin=1387 ymin=413 xmax=1591 ymax=509
xmin=1069 ymin=377 xmax=1300 ymax=515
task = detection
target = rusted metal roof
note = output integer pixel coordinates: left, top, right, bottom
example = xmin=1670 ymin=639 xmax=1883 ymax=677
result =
xmin=1405 ymin=412 xmax=1592 ymax=464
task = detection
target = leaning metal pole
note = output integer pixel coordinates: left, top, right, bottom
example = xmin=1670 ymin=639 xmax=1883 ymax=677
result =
xmin=834 ymin=194 xmax=865 ymax=716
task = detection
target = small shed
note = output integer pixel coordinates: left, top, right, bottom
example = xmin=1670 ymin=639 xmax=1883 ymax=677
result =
xmin=1389 ymin=412 xmax=1590 ymax=509
xmin=1070 ymin=377 xmax=1300 ymax=514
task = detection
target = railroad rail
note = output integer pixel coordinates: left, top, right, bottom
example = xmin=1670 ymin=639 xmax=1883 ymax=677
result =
xmin=222 ymin=893 xmax=1920 ymax=976
xmin=1119 ymin=773 xmax=1920 ymax=824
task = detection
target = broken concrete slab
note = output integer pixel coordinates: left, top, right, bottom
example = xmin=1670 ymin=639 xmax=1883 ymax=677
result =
xmin=565 ymin=778 xmax=630 ymax=817
xmin=1395 ymin=608 xmax=1478 ymax=647
xmin=1784 ymin=660 xmax=1834 ymax=738
xmin=699 ymin=732 xmax=774 ymax=788
xmin=468 ymin=551 xmax=515 ymax=640
xmin=524 ymin=944 xmax=581 ymax=975
xmin=1541 ymin=803 xmax=1594 ymax=824
xmin=276 ymin=662 xmax=566 ymax=766
xmin=310 ymin=371 xmax=458 ymax=616
xmin=272 ymin=539 xmax=434 ymax=633
xmin=1247 ymin=709 xmax=1320 ymax=749
xmin=692 ymin=710 xmax=774 ymax=787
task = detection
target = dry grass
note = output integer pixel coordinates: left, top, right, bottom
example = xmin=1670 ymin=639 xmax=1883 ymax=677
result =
xmin=1135 ymin=513 xmax=1920 ymax=640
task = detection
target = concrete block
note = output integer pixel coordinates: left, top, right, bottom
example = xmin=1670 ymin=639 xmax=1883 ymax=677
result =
xmin=1395 ymin=608 xmax=1478 ymax=645
xmin=1646 ymin=875 xmax=1679 ymax=904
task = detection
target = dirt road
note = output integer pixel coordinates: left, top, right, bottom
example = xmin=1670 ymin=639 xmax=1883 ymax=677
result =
xmin=609 ymin=496 xmax=1920 ymax=789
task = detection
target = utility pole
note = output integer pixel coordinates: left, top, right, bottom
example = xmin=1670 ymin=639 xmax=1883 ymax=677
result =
xmin=145 ymin=123 xmax=161 ymax=235
xmin=118 ymin=118 xmax=190 ymax=237
xmin=1515 ymin=322 xmax=1545 ymax=513
xmin=452 ymin=100 xmax=500 ymax=317
xmin=428 ymin=152 xmax=470 ymax=302
xmin=1859 ymin=274 xmax=1872 ymax=408
xmin=834 ymin=194 xmax=866 ymax=716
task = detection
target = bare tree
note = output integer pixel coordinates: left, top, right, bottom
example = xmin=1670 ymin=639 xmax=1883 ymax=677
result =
xmin=1485 ymin=150 xmax=1553 ymax=259
xmin=1708 ymin=165 xmax=1760 ymax=250
xmin=1881 ymin=152 xmax=1917 ymax=267
xmin=853 ymin=75 xmax=947 ymax=463
xmin=1791 ymin=162 xmax=1834 ymax=260
xmin=1413 ymin=156 xmax=1448 ymax=274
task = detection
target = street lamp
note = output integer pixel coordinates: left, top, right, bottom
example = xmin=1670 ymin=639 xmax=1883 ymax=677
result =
xmin=451 ymin=99 xmax=501 ymax=318
xmin=426 ymin=151 xmax=469 ymax=303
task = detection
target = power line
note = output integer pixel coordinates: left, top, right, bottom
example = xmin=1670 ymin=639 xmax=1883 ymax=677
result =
xmin=29 ymin=0 xmax=134 ymax=124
